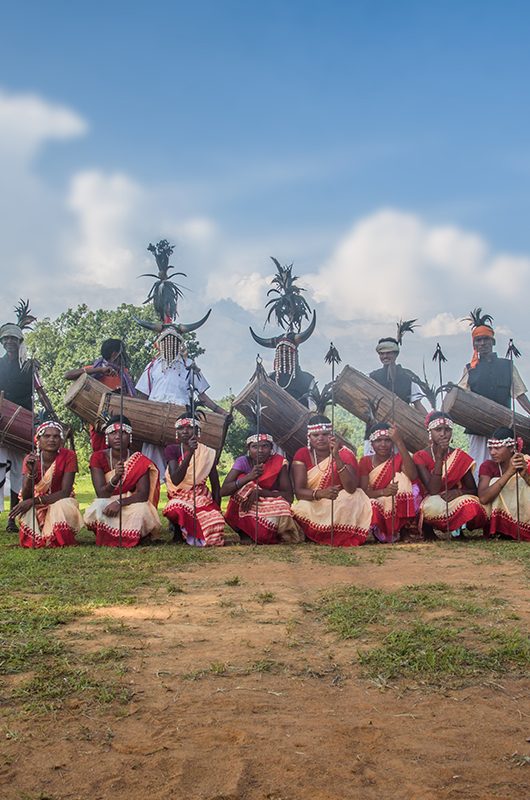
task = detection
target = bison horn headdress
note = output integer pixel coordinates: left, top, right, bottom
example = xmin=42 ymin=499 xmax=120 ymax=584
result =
xmin=135 ymin=239 xmax=211 ymax=358
xmin=249 ymin=257 xmax=316 ymax=399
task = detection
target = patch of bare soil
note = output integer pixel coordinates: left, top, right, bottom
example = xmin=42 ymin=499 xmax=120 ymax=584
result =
xmin=2 ymin=546 xmax=529 ymax=800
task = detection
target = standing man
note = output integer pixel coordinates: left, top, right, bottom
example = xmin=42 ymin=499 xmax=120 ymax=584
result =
xmin=135 ymin=322 xmax=227 ymax=478
xmin=365 ymin=321 xmax=427 ymax=454
xmin=459 ymin=308 xmax=530 ymax=472
xmin=0 ymin=302 xmax=36 ymax=531
xmin=135 ymin=239 xmax=228 ymax=478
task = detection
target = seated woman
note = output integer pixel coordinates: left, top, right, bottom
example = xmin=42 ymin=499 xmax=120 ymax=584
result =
xmin=10 ymin=421 xmax=83 ymax=548
xmin=221 ymin=432 xmax=303 ymax=544
xmin=291 ymin=415 xmax=372 ymax=547
xmin=413 ymin=411 xmax=487 ymax=539
xmin=163 ymin=414 xmax=225 ymax=547
xmin=84 ymin=416 xmax=161 ymax=547
xmin=359 ymin=423 xmax=418 ymax=543
xmin=477 ymin=427 xmax=530 ymax=541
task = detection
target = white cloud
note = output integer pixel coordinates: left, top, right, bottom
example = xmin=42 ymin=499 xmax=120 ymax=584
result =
xmin=420 ymin=313 xmax=467 ymax=338
xmin=67 ymin=170 xmax=141 ymax=288
xmin=2 ymin=88 xmax=530 ymax=395
xmin=304 ymin=209 xmax=530 ymax=327
xmin=0 ymin=87 xmax=87 ymax=161
xmin=206 ymin=271 xmax=271 ymax=312
xmin=171 ymin=217 xmax=217 ymax=243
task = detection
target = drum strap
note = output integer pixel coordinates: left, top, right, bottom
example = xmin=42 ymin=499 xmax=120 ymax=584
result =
xmin=0 ymin=404 xmax=25 ymax=447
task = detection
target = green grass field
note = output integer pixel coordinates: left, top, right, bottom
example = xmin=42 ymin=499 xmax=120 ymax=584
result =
xmin=1 ymin=474 xmax=529 ymax=716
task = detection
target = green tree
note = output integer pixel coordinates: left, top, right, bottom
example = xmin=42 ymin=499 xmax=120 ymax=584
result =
xmin=25 ymin=303 xmax=205 ymax=470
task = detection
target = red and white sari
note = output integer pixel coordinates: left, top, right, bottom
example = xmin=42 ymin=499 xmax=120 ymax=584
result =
xmin=163 ymin=442 xmax=224 ymax=547
xmin=479 ymin=458 xmax=530 ymax=541
xmin=359 ymin=454 xmax=416 ymax=539
xmin=225 ymin=453 xmax=302 ymax=545
xmin=84 ymin=451 xmax=161 ymax=547
xmin=292 ymin=447 xmax=372 ymax=547
xmin=19 ymin=449 xmax=83 ymax=548
xmin=413 ymin=448 xmax=487 ymax=535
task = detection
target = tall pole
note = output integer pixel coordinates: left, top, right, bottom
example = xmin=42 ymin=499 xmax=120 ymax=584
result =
xmin=325 ymin=343 xmax=341 ymax=547
xmin=254 ymin=355 xmax=263 ymax=547
xmin=432 ymin=343 xmax=450 ymax=537
xmin=118 ymin=339 xmax=125 ymax=548
xmin=30 ymin=354 xmax=36 ymax=549
xmin=388 ymin=361 xmax=397 ymax=543
xmin=189 ymin=360 xmax=198 ymax=542
xmin=506 ymin=339 xmax=522 ymax=543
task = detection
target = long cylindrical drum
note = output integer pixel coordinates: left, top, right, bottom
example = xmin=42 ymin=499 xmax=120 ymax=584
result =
xmin=334 ymin=365 xmax=429 ymax=452
xmin=64 ymin=372 xmax=107 ymax=422
xmin=442 ymin=386 xmax=530 ymax=447
xmin=64 ymin=373 xmax=226 ymax=452
xmin=233 ymin=372 xmax=312 ymax=459
xmin=0 ymin=394 xmax=33 ymax=452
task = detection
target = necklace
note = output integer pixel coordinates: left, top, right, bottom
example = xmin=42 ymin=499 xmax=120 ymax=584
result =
xmin=109 ymin=448 xmax=129 ymax=470
xmin=311 ymin=448 xmax=330 ymax=473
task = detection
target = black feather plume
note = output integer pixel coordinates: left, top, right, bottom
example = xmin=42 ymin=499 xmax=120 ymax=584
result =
xmin=14 ymin=299 xmax=36 ymax=330
xmin=324 ymin=343 xmax=341 ymax=365
xmin=301 ymin=381 xmax=334 ymax=415
xmin=463 ymin=307 xmax=494 ymax=329
xmin=432 ymin=342 xmax=447 ymax=364
xmin=396 ymin=319 xmax=418 ymax=345
xmin=141 ymin=240 xmax=187 ymax=322
xmin=506 ymin=339 xmax=522 ymax=359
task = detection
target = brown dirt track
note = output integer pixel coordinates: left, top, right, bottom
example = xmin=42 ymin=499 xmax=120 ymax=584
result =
xmin=2 ymin=544 xmax=529 ymax=800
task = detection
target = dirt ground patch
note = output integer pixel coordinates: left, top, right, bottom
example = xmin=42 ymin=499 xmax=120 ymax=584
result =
xmin=2 ymin=545 xmax=529 ymax=800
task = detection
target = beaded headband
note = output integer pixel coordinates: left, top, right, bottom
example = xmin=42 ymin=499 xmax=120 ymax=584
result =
xmin=175 ymin=418 xmax=201 ymax=431
xmin=35 ymin=421 xmax=64 ymax=441
xmin=307 ymin=423 xmax=333 ymax=434
xmin=104 ymin=421 xmax=133 ymax=435
xmin=246 ymin=433 xmax=274 ymax=444
xmin=427 ymin=417 xmax=453 ymax=432
xmin=369 ymin=428 xmax=391 ymax=442
xmin=487 ymin=437 xmax=516 ymax=449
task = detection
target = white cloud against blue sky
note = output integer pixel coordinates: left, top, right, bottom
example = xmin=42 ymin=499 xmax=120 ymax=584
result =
xmin=1 ymin=2 xmax=530 ymax=394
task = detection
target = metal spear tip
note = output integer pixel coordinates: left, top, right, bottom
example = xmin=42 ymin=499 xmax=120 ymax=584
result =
xmin=432 ymin=342 xmax=448 ymax=363
xmin=324 ymin=343 xmax=341 ymax=365
xmin=250 ymin=357 xmax=268 ymax=382
xmin=506 ymin=339 xmax=522 ymax=359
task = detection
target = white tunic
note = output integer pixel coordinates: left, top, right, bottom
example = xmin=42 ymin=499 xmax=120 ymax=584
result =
xmin=135 ymin=357 xmax=210 ymax=480
xmin=136 ymin=357 xmax=209 ymax=404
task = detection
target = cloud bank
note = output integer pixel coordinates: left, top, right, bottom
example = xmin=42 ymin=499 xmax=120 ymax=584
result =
xmin=2 ymin=87 xmax=530 ymax=394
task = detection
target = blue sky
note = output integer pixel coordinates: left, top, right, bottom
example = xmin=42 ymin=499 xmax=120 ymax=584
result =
xmin=2 ymin=1 xmax=530 ymax=394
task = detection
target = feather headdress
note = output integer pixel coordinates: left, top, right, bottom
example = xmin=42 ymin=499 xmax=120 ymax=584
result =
xmin=140 ymin=239 xmax=187 ymax=323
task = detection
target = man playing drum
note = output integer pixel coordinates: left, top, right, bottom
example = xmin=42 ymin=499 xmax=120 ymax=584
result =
xmin=64 ymin=338 xmax=136 ymax=451
xmin=0 ymin=303 xmax=36 ymax=531
xmin=459 ymin=309 xmax=530 ymax=474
